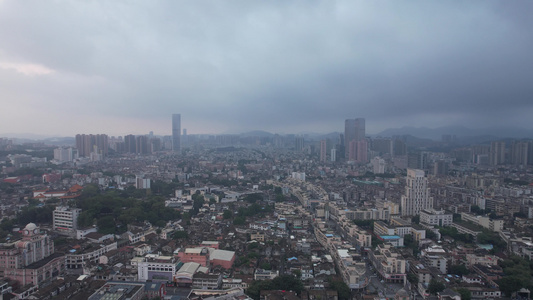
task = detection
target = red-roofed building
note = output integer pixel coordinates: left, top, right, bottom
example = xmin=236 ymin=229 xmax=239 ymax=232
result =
xmin=42 ymin=173 xmax=61 ymax=183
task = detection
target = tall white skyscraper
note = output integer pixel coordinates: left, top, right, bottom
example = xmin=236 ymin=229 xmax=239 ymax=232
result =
xmin=331 ymin=148 xmax=336 ymax=162
xmin=401 ymin=169 xmax=433 ymax=216
xmin=172 ymin=114 xmax=181 ymax=152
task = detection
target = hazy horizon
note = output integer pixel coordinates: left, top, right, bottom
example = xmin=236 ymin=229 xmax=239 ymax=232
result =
xmin=2 ymin=123 xmax=532 ymax=141
xmin=2 ymin=1 xmax=533 ymax=136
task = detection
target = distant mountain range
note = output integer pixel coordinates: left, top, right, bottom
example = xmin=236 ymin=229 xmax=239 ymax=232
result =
xmin=2 ymin=125 xmax=531 ymax=146
xmin=374 ymin=125 xmax=533 ymax=140
xmin=239 ymin=126 xmax=533 ymax=141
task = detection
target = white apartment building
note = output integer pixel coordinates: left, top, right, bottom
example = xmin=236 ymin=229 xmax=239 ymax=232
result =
xmin=138 ymin=254 xmax=180 ymax=282
xmin=371 ymin=157 xmax=386 ymax=174
xmin=460 ymin=212 xmax=504 ymax=232
xmin=53 ymin=206 xmax=81 ymax=233
xmin=53 ymin=147 xmax=78 ymax=163
xmin=420 ymin=209 xmax=453 ymax=227
xmin=401 ymin=169 xmax=433 ymax=216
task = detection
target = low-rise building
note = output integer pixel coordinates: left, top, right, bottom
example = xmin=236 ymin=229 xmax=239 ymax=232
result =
xmin=53 ymin=206 xmax=82 ymax=235
xmin=137 ymin=254 xmax=181 ymax=282
xmin=460 ymin=213 xmax=504 ymax=232
xmin=420 ymin=209 xmax=452 ymax=227
xmin=192 ymin=273 xmax=222 ymax=289
xmin=177 ymin=247 xmax=210 ymax=267
xmin=0 ymin=223 xmax=65 ymax=287
xmin=369 ymin=244 xmax=406 ymax=284
xmin=65 ymin=240 xmax=118 ymax=272
xmin=254 ymin=269 xmax=278 ymax=280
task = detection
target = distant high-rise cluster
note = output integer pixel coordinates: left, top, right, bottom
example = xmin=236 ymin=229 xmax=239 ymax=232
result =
xmin=75 ymin=134 xmax=108 ymax=157
xmin=295 ymin=136 xmax=305 ymax=152
xmin=489 ymin=141 xmax=506 ymax=166
xmin=172 ymin=114 xmax=181 ymax=152
xmin=510 ymin=141 xmax=529 ymax=166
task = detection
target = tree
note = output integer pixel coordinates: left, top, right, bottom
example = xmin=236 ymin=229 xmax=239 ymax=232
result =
xmin=271 ymin=275 xmax=304 ymax=294
xmin=328 ymin=278 xmax=351 ymax=300
xmin=233 ymin=216 xmax=246 ymax=225
xmin=243 ymin=193 xmax=263 ymax=203
xmin=172 ymin=231 xmax=188 ymax=240
xmin=496 ymin=255 xmax=533 ymax=296
xmin=192 ymin=194 xmax=205 ymax=215
xmin=260 ymin=262 xmax=272 ymax=270
xmin=426 ymin=230 xmax=437 ymax=240
xmin=470 ymin=205 xmax=483 ymax=215
xmin=428 ymin=279 xmax=445 ymax=295
xmin=497 ymin=276 xmax=523 ymax=297
xmin=81 ymin=184 xmax=100 ymax=198
xmin=223 ymin=210 xmax=233 ymax=219
xmin=246 ymin=275 xmax=304 ymax=300
xmin=448 ymin=264 xmax=469 ymax=276
xmin=407 ymin=273 xmax=419 ymax=284
xmin=353 ymin=219 xmax=373 ymax=228
xmin=97 ymin=216 xmax=116 ymax=234
xmin=456 ymin=288 xmax=471 ymax=300
xmin=412 ymin=215 xmax=420 ymax=224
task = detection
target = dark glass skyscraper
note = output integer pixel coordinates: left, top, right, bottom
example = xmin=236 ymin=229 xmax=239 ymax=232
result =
xmin=172 ymin=114 xmax=181 ymax=152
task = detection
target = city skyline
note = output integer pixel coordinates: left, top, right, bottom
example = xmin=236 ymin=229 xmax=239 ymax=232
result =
xmin=2 ymin=2 xmax=533 ymax=137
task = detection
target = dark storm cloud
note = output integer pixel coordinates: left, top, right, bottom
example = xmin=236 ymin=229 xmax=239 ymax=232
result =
xmin=1 ymin=1 xmax=532 ymax=135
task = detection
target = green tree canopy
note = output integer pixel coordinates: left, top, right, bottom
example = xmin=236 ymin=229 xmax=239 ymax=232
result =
xmin=428 ymin=279 xmax=445 ymax=295
xmin=223 ymin=210 xmax=233 ymax=219
xmin=448 ymin=264 xmax=469 ymax=276
xmin=456 ymin=288 xmax=471 ymax=300
xmin=328 ymin=278 xmax=351 ymax=300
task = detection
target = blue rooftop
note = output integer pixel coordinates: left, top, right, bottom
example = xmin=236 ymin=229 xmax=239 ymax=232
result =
xmin=380 ymin=235 xmax=401 ymax=240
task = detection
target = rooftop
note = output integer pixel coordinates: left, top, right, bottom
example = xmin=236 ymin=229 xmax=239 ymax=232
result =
xmin=26 ymin=252 xmax=64 ymax=270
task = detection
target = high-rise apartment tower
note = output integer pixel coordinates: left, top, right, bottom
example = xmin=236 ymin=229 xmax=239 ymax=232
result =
xmin=401 ymin=169 xmax=433 ymax=216
xmin=344 ymin=118 xmax=365 ymax=160
xmin=172 ymin=114 xmax=181 ymax=152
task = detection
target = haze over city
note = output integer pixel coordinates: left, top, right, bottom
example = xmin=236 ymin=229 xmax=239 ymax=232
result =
xmin=3 ymin=2 xmax=533 ymax=296
xmin=1 ymin=1 xmax=533 ymax=137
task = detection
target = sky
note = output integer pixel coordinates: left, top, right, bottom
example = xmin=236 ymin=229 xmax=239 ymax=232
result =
xmin=1 ymin=1 xmax=533 ymax=137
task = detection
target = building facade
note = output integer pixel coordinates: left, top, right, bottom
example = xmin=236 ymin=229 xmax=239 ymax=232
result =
xmin=420 ymin=209 xmax=452 ymax=227
xmin=53 ymin=206 xmax=81 ymax=234
xmin=344 ymin=118 xmax=365 ymax=160
xmin=0 ymin=223 xmax=65 ymax=287
xmin=401 ymin=169 xmax=433 ymax=216
xmin=137 ymin=254 xmax=181 ymax=282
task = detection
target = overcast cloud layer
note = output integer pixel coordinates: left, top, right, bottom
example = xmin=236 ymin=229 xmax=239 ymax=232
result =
xmin=1 ymin=1 xmax=533 ymax=137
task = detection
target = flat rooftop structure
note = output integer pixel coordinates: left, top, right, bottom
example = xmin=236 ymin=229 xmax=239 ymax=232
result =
xmin=88 ymin=283 xmax=143 ymax=300
xmin=201 ymin=241 xmax=219 ymax=245
xmin=391 ymin=218 xmax=411 ymax=227
xmin=210 ymin=249 xmax=235 ymax=261
xmin=337 ymin=249 xmax=350 ymax=259
xmin=26 ymin=252 xmax=64 ymax=269
xmin=145 ymin=254 xmax=175 ymax=262
xmin=185 ymin=248 xmax=207 ymax=254
xmin=177 ymin=262 xmax=201 ymax=275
